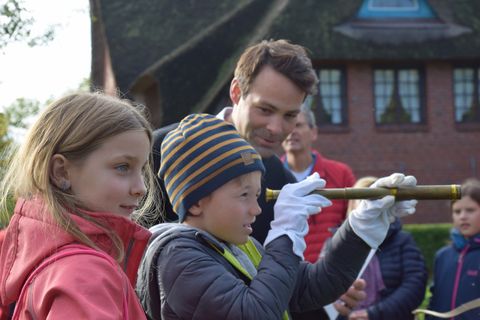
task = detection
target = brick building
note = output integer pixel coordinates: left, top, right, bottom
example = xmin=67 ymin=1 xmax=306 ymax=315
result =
xmin=91 ymin=0 xmax=480 ymax=223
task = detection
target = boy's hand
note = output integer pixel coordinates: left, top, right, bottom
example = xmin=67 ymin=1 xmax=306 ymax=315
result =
xmin=348 ymin=173 xmax=417 ymax=248
xmin=264 ymin=172 xmax=332 ymax=259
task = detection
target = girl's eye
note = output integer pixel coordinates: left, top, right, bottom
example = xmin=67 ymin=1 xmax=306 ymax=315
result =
xmin=115 ymin=164 xmax=129 ymax=173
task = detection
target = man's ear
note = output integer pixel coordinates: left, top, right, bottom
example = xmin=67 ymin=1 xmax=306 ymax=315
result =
xmin=229 ymin=78 xmax=242 ymax=105
xmin=311 ymin=126 xmax=318 ymax=142
xmin=50 ymin=154 xmax=70 ymax=190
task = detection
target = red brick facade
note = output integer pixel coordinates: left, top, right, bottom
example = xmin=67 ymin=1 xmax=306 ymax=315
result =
xmin=312 ymin=61 xmax=480 ymax=224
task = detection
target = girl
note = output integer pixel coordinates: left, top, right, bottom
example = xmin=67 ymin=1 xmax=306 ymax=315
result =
xmin=427 ymin=178 xmax=480 ymax=320
xmin=0 ymin=92 xmax=156 ymax=319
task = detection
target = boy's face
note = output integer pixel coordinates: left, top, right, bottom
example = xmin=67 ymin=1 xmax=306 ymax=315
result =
xmin=188 ymin=171 xmax=262 ymax=245
xmin=452 ymin=196 xmax=480 ymax=238
xmin=230 ymin=66 xmax=305 ymax=158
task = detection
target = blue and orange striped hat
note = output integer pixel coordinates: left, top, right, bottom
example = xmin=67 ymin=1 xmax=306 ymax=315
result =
xmin=159 ymin=114 xmax=265 ymax=222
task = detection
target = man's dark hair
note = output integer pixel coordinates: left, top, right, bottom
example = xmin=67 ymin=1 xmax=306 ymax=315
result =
xmin=234 ymin=39 xmax=318 ymax=97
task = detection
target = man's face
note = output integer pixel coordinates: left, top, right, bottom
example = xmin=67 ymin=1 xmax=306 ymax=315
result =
xmin=282 ymin=112 xmax=317 ymax=154
xmin=230 ymin=66 xmax=305 ymax=157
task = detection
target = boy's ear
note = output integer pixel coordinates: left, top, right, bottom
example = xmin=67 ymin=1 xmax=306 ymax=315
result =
xmin=50 ymin=154 xmax=71 ymax=190
xmin=229 ymin=78 xmax=242 ymax=105
xmin=188 ymin=201 xmax=204 ymax=217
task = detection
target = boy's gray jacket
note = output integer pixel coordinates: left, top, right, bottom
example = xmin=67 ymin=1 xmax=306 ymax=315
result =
xmin=136 ymin=222 xmax=370 ymax=320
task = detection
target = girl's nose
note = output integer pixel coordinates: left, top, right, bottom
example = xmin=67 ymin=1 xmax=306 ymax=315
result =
xmin=132 ymin=176 xmax=147 ymax=198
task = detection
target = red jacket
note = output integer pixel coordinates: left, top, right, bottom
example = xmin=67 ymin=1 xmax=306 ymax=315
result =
xmin=282 ymin=150 xmax=355 ymax=263
xmin=0 ymin=197 xmax=151 ymax=319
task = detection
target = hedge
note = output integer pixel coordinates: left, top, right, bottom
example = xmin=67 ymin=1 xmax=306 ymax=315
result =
xmin=403 ymin=223 xmax=452 ymax=277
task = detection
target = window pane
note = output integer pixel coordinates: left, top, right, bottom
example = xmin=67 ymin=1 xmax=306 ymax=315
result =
xmin=453 ymin=67 xmax=476 ymax=123
xmin=374 ymin=70 xmax=394 ymax=122
xmin=317 ymin=69 xmax=345 ymax=125
xmin=398 ymin=70 xmax=420 ymax=123
xmin=370 ymin=0 xmax=417 ymax=9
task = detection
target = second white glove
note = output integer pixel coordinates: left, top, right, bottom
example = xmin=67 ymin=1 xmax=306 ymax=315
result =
xmin=264 ymin=172 xmax=332 ymax=260
xmin=348 ymin=173 xmax=417 ymax=248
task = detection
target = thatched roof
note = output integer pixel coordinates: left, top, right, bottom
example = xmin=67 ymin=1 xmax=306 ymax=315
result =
xmin=91 ymin=0 xmax=480 ymax=126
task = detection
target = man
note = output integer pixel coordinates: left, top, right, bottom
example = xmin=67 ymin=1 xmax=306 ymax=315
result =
xmin=282 ymin=105 xmax=356 ymax=263
xmin=151 ymin=39 xmax=366 ymax=317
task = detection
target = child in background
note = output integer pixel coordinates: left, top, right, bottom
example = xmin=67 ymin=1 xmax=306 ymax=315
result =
xmin=0 ymin=92 xmax=156 ymax=319
xmin=136 ymin=113 xmax=418 ymax=320
xmin=330 ymin=177 xmax=427 ymax=320
xmin=427 ymin=178 xmax=480 ymax=320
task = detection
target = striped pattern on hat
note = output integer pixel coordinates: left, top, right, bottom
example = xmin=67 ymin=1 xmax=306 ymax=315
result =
xmin=159 ymin=113 xmax=265 ymax=222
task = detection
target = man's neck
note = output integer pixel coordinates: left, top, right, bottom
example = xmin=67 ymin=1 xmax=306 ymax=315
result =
xmin=286 ymin=150 xmax=313 ymax=172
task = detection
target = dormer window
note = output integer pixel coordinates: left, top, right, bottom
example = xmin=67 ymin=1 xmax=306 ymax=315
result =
xmin=357 ymin=0 xmax=436 ymax=19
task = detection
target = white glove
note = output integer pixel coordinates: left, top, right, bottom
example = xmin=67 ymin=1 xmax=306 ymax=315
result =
xmin=348 ymin=173 xmax=417 ymax=249
xmin=264 ymin=172 xmax=332 ymax=260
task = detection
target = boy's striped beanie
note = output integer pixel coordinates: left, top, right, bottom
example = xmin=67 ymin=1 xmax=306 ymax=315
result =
xmin=159 ymin=113 xmax=265 ymax=222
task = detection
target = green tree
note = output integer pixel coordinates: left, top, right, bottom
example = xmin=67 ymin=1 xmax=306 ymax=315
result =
xmin=0 ymin=98 xmax=41 ymax=227
xmin=0 ymin=0 xmax=55 ymax=50
xmin=3 ymin=97 xmax=40 ymax=128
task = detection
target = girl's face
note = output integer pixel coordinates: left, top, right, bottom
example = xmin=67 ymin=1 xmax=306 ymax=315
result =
xmin=66 ymin=130 xmax=150 ymax=217
xmin=452 ymin=195 xmax=480 ymax=238
xmin=188 ymin=171 xmax=262 ymax=245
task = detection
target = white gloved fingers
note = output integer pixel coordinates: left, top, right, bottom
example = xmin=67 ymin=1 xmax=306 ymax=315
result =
xmin=401 ymin=175 xmax=417 ymax=187
xmin=301 ymin=194 xmax=332 ymax=208
xmin=390 ymin=199 xmax=417 ymax=217
xmin=292 ymin=173 xmax=326 ymax=196
xmin=356 ymin=195 xmax=396 ymax=216
xmin=372 ymin=173 xmax=405 ymax=188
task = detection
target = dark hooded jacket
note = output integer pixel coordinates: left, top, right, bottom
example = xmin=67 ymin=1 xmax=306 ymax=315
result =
xmin=427 ymin=230 xmax=480 ymax=320
xmin=137 ymin=221 xmax=370 ymax=320
xmin=365 ymin=219 xmax=427 ymax=320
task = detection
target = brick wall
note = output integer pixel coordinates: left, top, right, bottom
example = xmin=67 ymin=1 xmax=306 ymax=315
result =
xmin=313 ymin=61 xmax=480 ymax=224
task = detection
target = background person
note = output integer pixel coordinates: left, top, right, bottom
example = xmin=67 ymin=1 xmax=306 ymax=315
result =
xmin=282 ymin=104 xmax=355 ymax=263
xmin=426 ymin=178 xmax=480 ymax=320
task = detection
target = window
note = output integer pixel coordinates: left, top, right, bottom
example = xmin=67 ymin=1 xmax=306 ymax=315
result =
xmin=357 ymin=0 xmax=436 ymax=19
xmin=305 ymin=68 xmax=347 ymax=126
xmin=453 ymin=68 xmax=480 ymax=123
xmin=374 ymin=68 xmax=424 ymax=125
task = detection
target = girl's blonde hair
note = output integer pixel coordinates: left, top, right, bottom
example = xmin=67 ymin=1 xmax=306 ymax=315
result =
xmin=0 ymin=92 xmax=158 ymax=261
xmin=347 ymin=176 xmax=378 ymax=214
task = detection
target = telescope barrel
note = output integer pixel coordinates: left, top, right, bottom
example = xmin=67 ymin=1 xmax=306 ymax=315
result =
xmin=265 ymin=185 xmax=461 ymax=202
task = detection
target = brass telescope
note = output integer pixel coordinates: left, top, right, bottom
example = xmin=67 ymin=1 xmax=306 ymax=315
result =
xmin=265 ymin=185 xmax=462 ymax=202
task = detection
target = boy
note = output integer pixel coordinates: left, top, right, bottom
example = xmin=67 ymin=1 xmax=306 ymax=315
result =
xmin=137 ymin=113 xmax=417 ymax=320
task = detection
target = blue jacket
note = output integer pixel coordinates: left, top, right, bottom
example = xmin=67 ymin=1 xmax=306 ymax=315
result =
xmin=427 ymin=230 xmax=480 ymax=320
xmin=368 ymin=219 xmax=428 ymax=320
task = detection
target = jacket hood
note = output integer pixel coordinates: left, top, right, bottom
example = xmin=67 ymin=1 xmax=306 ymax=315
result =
xmin=450 ymin=228 xmax=480 ymax=251
xmin=136 ymin=223 xmax=225 ymax=320
xmin=0 ymin=197 xmax=150 ymax=306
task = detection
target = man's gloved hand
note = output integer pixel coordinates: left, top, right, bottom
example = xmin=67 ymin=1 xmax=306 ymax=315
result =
xmin=348 ymin=173 xmax=417 ymax=248
xmin=264 ymin=172 xmax=332 ymax=260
